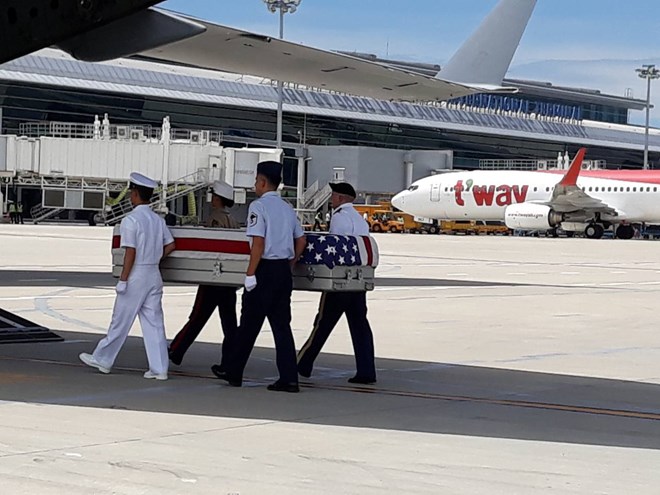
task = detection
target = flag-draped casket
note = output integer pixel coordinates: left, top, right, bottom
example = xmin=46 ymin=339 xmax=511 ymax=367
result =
xmin=111 ymin=226 xmax=378 ymax=291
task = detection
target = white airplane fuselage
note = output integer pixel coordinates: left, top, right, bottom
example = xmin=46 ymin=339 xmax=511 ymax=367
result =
xmin=392 ymin=170 xmax=660 ymax=225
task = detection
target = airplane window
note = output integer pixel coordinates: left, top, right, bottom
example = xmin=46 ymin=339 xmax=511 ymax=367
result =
xmin=655 ymin=188 xmax=658 ymax=192
xmin=633 ymin=187 xmax=637 ymax=192
xmin=408 ymin=185 xmax=419 ymax=191
xmin=546 ymin=187 xmax=550 ymax=192
xmin=588 ymin=187 xmax=592 ymax=192
xmin=533 ymin=187 xmax=537 ymax=192
xmin=595 ymin=187 xmax=599 ymax=192
xmin=613 ymin=187 xmax=618 ymax=192
xmin=627 ymin=187 xmax=630 ymax=192
xmin=647 ymin=187 xmax=651 ymax=192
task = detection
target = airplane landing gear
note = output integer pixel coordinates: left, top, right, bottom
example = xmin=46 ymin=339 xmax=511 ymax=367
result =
xmin=585 ymin=223 xmax=604 ymax=239
xmin=615 ymin=224 xmax=635 ymax=240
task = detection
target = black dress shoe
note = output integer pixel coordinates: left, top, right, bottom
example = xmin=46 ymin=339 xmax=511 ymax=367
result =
xmin=348 ymin=376 xmax=377 ymax=385
xmin=266 ymin=381 xmax=300 ymax=393
xmin=211 ymin=365 xmax=242 ymax=387
xmin=168 ymin=350 xmax=182 ymax=366
xmin=297 ymin=368 xmax=311 ymax=379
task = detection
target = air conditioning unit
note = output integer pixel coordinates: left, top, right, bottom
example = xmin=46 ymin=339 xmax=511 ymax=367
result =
xmin=130 ymin=129 xmax=144 ymax=140
xmin=190 ymin=131 xmax=202 ymax=144
xmin=537 ymin=160 xmax=548 ymax=170
xmin=116 ymin=126 xmax=129 ymax=140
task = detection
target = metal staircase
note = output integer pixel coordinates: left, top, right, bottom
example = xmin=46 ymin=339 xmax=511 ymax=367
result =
xmin=296 ymin=181 xmax=333 ymax=227
xmin=303 ymin=181 xmax=332 ymax=212
xmin=30 ymin=205 xmax=65 ymax=224
xmin=102 ymin=169 xmax=210 ymax=225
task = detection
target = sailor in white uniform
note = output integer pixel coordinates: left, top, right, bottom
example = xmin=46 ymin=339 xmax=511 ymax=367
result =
xmin=297 ymin=182 xmax=377 ymax=384
xmin=80 ymin=173 xmax=176 ymax=380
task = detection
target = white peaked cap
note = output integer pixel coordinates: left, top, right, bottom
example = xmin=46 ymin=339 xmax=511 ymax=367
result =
xmin=129 ymin=172 xmax=157 ymax=189
xmin=212 ymin=180 xmax=234 ymax=199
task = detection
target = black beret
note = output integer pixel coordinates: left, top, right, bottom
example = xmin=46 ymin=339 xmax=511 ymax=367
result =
xmin=329 ymin=182 xmax=357 ymax=198
xmin=256 ymin=160 xmax=283 ymax=183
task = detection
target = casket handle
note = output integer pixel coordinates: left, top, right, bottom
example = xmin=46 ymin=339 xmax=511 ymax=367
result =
xmin=306 ymin=266 xmax=316 ymax=282
xmin=212 ymin=260 xmax=224 ymax=278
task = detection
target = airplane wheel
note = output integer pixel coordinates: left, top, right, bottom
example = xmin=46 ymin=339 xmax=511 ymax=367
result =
xmin=585 ymin=224 xmax=604 ymax=239
xmin=616 ymin=225 xmax=634 ymax=240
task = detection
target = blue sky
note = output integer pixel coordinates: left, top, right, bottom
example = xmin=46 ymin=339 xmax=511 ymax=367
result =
xmin=161 ymin=0 xmax=660 ymax=126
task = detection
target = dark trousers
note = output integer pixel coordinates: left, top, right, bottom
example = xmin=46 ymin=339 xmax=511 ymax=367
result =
xmin=169 ymin=285 xmax=237 ymax=366
xmin=297 ymin=291 xmax=376 ymax=380
xmin=227 ymin=260 xmax=297 ymax=384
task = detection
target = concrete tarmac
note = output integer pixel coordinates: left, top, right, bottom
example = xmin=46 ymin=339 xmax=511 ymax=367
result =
xmin=1 ymin=225 xmax=660 ymax=494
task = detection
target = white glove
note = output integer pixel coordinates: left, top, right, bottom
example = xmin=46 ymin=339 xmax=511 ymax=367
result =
xmin=244 ymin=275 xmax=257 ymax=292
xmin=116 ymin=281 xmax=128 ymax=294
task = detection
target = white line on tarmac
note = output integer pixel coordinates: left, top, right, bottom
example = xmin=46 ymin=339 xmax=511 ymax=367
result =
xmin=0 ymin=292 xmax=198 ymax=302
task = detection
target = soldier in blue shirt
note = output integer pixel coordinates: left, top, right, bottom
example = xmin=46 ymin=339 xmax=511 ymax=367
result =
xmin=213 ymin=161 xmax=306 ymax=392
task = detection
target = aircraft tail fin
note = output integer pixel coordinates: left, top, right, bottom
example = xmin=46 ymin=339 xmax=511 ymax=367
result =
xmin=558 ymin=148 xmax=587 ymax=187
xmin=439 ymin=0 xmax=537 ymax=86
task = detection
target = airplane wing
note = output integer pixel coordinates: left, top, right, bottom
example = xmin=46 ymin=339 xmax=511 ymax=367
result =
xmin=136 ymin=16 xmax=511 ymax=102
xmin=51 ymin=0 xmax=536 ymax=103
xmin=546 ymin=149 xmax=619 ymax=217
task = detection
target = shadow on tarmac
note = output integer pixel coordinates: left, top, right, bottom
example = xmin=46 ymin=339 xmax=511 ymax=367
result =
xmin=2 ymin=330 xmax=660 ymax=451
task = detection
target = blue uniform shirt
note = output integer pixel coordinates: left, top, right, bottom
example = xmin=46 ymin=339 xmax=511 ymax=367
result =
xmin=329 ymin=203 xmax=370 ymax=236
xmin=246 ymin=192 xmax=304 ymax=260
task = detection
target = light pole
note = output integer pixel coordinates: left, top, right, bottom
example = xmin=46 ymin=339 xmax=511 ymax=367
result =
xmin=263 ymin=0 xmax=301 ymax=151
xmin=636 ymin=64 xmax=660 ymax=169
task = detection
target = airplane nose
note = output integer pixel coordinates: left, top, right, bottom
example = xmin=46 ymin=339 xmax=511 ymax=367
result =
xmin=392 ymin=191 xmax=405 ymax=210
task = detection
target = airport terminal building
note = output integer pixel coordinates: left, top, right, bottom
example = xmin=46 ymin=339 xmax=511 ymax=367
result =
xmin=0 ymin=47 xmax=659 ymax=218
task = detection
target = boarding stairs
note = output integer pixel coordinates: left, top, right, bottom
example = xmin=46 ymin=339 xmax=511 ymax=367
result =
xmin=295 ymin=181 xmax=333 ymax=226
xmin=303 ymin=181 xmax=332 ymax=212
xmin=30 ymin=205 xmax=65 ymax=224
xmin=102 ymin=169 xmax=210 ymax=225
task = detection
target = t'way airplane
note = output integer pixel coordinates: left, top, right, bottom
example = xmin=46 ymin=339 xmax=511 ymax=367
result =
xmin=0 ymin=0 xmax=537 ymax=102
xmin=391 ymin=149 xmax=660 ymax=239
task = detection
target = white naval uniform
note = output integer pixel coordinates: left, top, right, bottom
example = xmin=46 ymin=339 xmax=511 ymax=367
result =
xmin=329 ymin=203 xmax=370 ymax=236
xmin=93 ymin=205 xmax=174 ymax=375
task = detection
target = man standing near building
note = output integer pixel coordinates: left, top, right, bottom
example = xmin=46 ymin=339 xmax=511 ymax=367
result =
xmin=79 ymin=173 xmax=175 ymax=380
xmin=297 ymin=182 xmax=377 ymax=384
xmin=169 ymin=180 xmax=239 ymax=370
xmin=16 ymin=202 xmax=24 ymax=224
xmin=213 ymin=161 xmax=306 ymax=392
xmin=8 ymin=201 xmax=16 ymax=224
xmin=313 ymin=211 xmax=322 ymax=231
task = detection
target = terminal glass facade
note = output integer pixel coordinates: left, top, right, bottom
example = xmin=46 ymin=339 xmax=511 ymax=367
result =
xmin=0 ymin=81 xmax=654 ymax=172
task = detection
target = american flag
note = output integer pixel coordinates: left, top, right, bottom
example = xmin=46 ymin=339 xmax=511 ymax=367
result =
xmin=300 ymin=234 xmax=376 ymax=269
